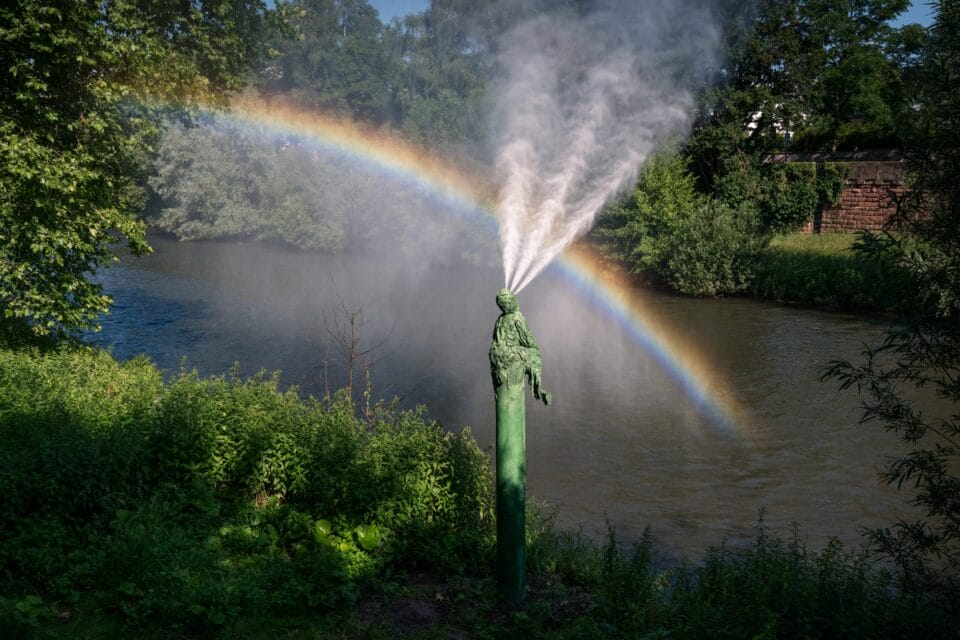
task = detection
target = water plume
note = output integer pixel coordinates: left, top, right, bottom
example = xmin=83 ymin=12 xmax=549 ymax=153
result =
xmin=491 ymin=0 xmax=719 ymax=292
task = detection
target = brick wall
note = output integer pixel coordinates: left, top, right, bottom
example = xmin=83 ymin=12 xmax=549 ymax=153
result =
xmin=766 ymin=152 xmax=905 ymax=233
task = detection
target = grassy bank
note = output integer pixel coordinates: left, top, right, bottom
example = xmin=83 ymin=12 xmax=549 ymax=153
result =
xmin=752 ymin=232 xmax=913 ymax=312
xmin=0 ymin=330 xmax=954 ymax=638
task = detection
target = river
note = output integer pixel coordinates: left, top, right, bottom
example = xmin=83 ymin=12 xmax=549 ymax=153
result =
xmin=88 ymin=235 xmax=910 ymax=563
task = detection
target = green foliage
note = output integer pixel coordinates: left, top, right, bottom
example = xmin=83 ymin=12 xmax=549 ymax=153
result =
xmin=0 ymin=339 xmax=492 ymax=633
xmin=819 ymin=162 xmax=850 ymax=207
xmin=0 ymin=1 xmax=281 ymax=334
xmin=258 ymin=0 xmax=489 ymax=151
xmin=148 ymin=108 xmax=494 ymax=259
xmin=387 ymin=1 xmax=489 ymax=152
xmin=761 ymin=162 xmax=819 ymax=232
xmin=789 ymin=10 xmax=909 ymax=153
xmin=688 ymin=0 xmax=913 ymax=189
xmin=823 ymin=0 xmax=960 ymax=602
xmin=149 ymin=117 xmax=349 ymax=251
xmin=652 ymin=524 xmax=949 ymax=640
xmin=661 ymin=200 xmax=765 ymax=296
xmin=0 ymin=337 xmax=954 ymax=637
xmin=598 ymin=152 xmax=704 ymax=275
xmin=523 ymin=513 xmax=952 ymax=640
xmin=718 ymin=160 xmax=849 ymax=233
xmin=597 ymin=150 xmax=764 ymax=296
xmin=753 ymin=232 xmax=914 ymax=311
xmin=263 ymin=0 xmax=399 ymax=125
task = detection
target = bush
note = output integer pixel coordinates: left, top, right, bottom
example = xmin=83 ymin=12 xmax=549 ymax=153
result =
xmin=596 ymin=150 xmax=705 ymax=276
xmin=718 ymin=160 xmax=848 ymax=233
xmin=655 ymin=524 xmax=952 ymax=640
xmin=524 ymin=513 xmax=953 ymax=640
xmin=662 ymin=200 xmax=765 ymax=296
xmin=0 ymin=340 xmax=492 ymax=633
xmin=1 ymin=335 xmax=954 ymax=637
xmin=597 ymin=150 xmax=764 ymax=296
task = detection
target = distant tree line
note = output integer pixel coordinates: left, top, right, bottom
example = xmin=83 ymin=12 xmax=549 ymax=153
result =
xmin=148 ymin=0 xmax=928 ymax=286
xmin=148 ymin=109 xmax=493 ymax=262
xmin=0 ymin=0 xmax=942 ymax=320
xmin=596 ymin=0 xmax=924 ymax=296
xmin=147 ymin=0 xmax=499 ymax=253
xmin=256 ymin=0 xmax=491 ymax=151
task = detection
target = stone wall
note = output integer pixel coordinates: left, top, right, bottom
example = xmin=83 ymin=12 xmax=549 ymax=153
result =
xmin=766 ymin=151 xmax=905 ymax=233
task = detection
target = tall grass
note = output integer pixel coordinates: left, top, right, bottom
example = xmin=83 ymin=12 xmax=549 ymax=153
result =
xmin=753 ymin=232 xmax=913 ymax=311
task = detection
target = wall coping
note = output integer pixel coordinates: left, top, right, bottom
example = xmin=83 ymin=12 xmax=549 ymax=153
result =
xmin=763 ymin=150 xmax=903 ymax=163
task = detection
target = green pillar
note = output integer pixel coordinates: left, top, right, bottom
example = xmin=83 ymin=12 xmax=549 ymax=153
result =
xmin=495 ymin=381 xmax=527 ymax=603
xmin=489 ymin=288 xmax=550 ymax=604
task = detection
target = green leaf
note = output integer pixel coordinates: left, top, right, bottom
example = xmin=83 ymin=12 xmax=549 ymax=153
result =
xmin=313 ymin=518 xmax=332 ymax=542
xmin=354 ymin=523 xmax=382 ymax=551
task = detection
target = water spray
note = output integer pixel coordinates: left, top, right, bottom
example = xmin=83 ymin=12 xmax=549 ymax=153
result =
xmin=491 ymin=2 xmax=718 ymax=292
xmin=485 ymin=0 xmax=718 ymax=602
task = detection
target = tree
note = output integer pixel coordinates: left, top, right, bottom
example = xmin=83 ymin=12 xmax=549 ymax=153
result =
xmin=687 ymin=0 xmax=912 ymax=191
xmin=263 ymin=0 xmax=399 ymax=125
xmin=824 ymin=0 xmax=960 ymax=599
xmin=595 ymin=150 xmax=765 ymax=296
xmin=0 ymin=1 xmax=283 ymax=333
xmin=147 ymin=98 xmax=493 ymax=256
xmin=790 ymin=0 xmax=913 ymax=151
xmin=149 ymin=114 xmax=349 ymax=251
xmin=385 ymin=0 xmax=490 ymax=152
xmin=323 ymin=299 xmax=389 ymax=418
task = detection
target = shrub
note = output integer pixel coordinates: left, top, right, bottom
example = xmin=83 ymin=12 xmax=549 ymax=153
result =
xmin=657 ymin=525 xmax=951 ymax=640
xmin=1 ymin=336 xmax=954 ymax=637
xmin=597 ymin=150 xmax=765 ymax=296
xmin=718 ymin=160 xmax=848 ymax=233
xmin=760 ymin=162 xmax=820 ymax=232
xmin=0 ymin=340 xmax=492 ymax=632
xmin=662 ymin=200 xmax=765 ymax=296
xmin=597 ymin=150 xmax=706 ymax=277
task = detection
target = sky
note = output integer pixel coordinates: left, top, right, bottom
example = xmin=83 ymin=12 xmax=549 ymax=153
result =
xmin=370 ymin=0 xmax=429 ymax=22
xmin=894 ymin=1 xmax=936 ymax=26
xmin=367 ymin=0 xmax=936 ymax=27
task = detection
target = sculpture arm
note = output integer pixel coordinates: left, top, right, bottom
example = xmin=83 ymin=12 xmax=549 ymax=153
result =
xmin=515 ymin=317 xmax=550 ymax=405
xmin=514 ymin=315 xmax=539 ymax=351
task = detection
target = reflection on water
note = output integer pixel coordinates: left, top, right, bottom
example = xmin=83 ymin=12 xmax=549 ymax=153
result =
xmin=90 ymin=236 xmax=911 ymax=562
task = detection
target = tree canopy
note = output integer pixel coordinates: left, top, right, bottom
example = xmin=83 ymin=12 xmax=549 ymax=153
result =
xmin=0 ymin=0 xmax=937 ymax=332
xmin=0 ymin=0 xmax=282 ymax=333
xmin=688 ymin=0 xmax=918 ymax=188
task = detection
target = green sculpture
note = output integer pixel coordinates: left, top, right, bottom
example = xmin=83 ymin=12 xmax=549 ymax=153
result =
xmin=489 ymin=288 xmax=550 ymax=603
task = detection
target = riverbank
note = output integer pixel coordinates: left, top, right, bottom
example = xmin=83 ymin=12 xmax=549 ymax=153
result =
xmin=593 ymin=230 xmax=913 ymax=314
xmin=0 ymin=328 xmax=953 ymax=638
xmin=751 ymin=232 xmax=913 ymax=312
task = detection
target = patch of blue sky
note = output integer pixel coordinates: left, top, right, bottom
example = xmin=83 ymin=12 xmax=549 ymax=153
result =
xmin=892 ymin=1 xmax=935 ymax=27
xmin=370 ymin=0 xmax=429 ymax=23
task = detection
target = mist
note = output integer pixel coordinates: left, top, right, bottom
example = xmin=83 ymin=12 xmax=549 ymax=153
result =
xmin=490 ymin=0 xmax=720 ymax=292
xmin=94 ymin=1 xmax=915 ymax=557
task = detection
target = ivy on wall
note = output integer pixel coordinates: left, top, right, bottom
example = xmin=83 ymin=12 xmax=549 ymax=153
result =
xmin=759 ymin=161 xmax=848 ymax=232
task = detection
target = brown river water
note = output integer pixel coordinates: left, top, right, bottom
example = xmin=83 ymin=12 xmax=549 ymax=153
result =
xmin=89 ymin=236 xmax=913 ymax=563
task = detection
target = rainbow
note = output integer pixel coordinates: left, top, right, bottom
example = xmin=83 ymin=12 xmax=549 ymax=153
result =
xmin=557 ymin=246 xmax=749 ymax=437
xmin=197 ymin=97 xmax=750 ymax=437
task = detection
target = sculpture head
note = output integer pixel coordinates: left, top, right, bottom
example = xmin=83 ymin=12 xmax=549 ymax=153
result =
xmin=496 ymin=288 xmax=519 ymax=313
